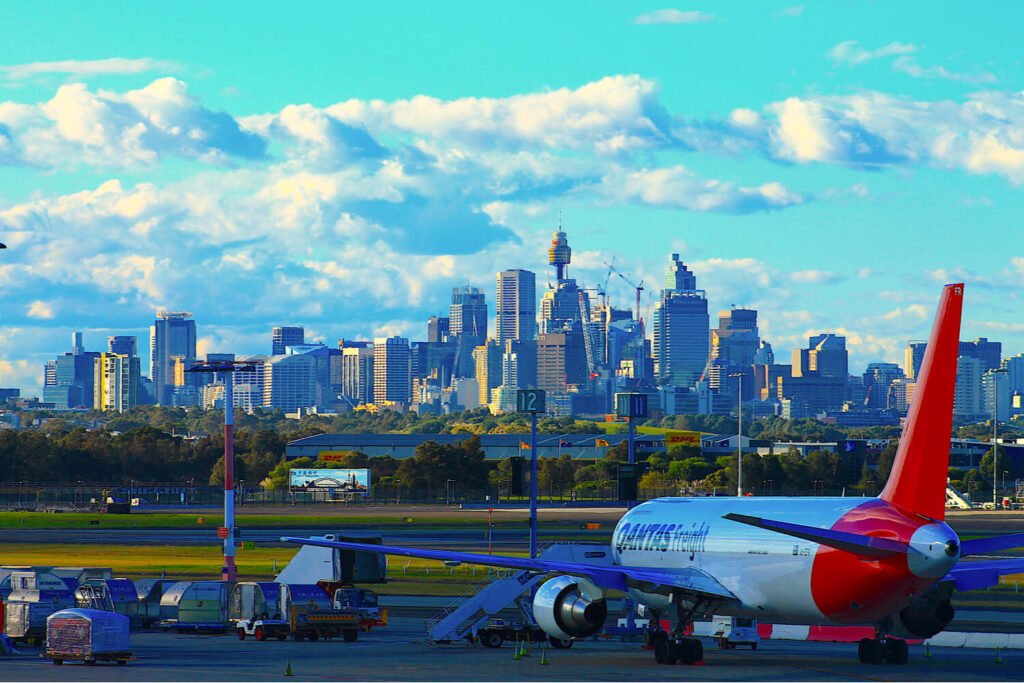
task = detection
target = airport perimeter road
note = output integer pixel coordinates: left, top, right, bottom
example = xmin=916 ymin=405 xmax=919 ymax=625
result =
xmin=1 ymin=618 xmax=1020 ymax=682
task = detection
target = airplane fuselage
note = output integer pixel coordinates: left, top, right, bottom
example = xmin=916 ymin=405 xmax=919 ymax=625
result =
xmin=613 ymin=496 xmax=960 ymax=625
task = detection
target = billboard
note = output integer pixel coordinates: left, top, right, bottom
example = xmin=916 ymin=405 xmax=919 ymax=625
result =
xmin=664 ymin=430 xmax=702 ymax=448
xmin=289 ymin=468 xmax=371 ymax=496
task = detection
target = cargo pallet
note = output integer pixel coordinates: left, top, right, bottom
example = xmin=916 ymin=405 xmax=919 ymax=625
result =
xmin=43 ymin=650 xmax=134 ymax=666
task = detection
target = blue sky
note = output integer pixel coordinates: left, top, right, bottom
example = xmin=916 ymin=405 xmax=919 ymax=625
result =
xmin=1 ymin=1 xmax=1022 ymax=393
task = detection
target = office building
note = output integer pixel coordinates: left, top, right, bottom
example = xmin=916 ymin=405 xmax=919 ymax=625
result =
xmin=427 ymin=316 xmax=450 ymax=343
xmin=863 ymin=362 xmax=903 ymax=411
xmin=340 ymin=342 xmax=374 ymax=406
xmin=450 ymin=286 xmax=487 ymax=378
xmin=536 ymin=332 xmax=588 ymax=393
xmin=150 ymin=312 xmax=196 ymax=405
xmin=272 ymin=326 xmax=305 ymax=356
xmin=887 ymin=378 xmax=916 ymax=414
xmin=108 ymin=336 xmax=138 ymax=356
xmin=374 ymin=336 xmax=412 ymax=405
xmin=496 ymin=269 xmax=537 ymax=344
xmin=652 ymin=254 xmax=709 ymax=388
xmin=264 ymin=353 xmax=318 ymax=411
xmin=232 ymin=356 xmax=268 ymax=412
xmin=1004 ymin=354 xmax=1024 ymax=396
xmin=712 ymin=308 xmax=760 ymax=367
xmin=93 ymin=353 xmax=140 ymax=412
xmin=42 ymin=333 xmax=101 ymax=410
xmin=959 ymin=338 xmax=1001 ymax=371
xmin=906 ymin=341 xmax=927 ymax=380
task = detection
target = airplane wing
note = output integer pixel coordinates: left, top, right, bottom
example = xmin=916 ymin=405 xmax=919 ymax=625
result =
xmin=948 ymin=558 xmax=1024 ymax=591
xmin=280 ymin=536 xmax=736 ymax=601
xmin=722 ymin=513 xmax=915 ymax=558
xmin=959 ymin=533 xmax=1024 ymax=556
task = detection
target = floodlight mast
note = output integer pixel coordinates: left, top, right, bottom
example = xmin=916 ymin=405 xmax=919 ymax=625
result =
xmin=186 ymin=360 xmax=258 ymax=581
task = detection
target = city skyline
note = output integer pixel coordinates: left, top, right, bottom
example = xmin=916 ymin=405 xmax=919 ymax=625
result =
xmin=1 ymin=2 xmax=1023 ymax=393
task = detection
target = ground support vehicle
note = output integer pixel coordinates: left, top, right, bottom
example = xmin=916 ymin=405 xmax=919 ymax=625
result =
xmin=475 ymin=619 xmax=572 ymax=649
xmin=44 ymin=650 xmax=133 ymax=666
xmin=712 ymin=616 xmax=760 ymax=650
xmin=235 ymin=617 xmax=290 ymax=641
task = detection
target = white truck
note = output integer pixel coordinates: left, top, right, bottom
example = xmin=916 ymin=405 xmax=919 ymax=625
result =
xmin=712 ymin=616 xmax=760 ymax=650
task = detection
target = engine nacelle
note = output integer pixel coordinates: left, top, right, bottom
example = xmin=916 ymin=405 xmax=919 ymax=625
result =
xmin=893 ymin=583 xmax=955 ymax=638
xmin=532 ymin=576 xmax=608 ymax=640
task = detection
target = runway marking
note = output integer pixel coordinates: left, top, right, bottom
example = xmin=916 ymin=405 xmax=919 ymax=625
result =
xmin=788 ymin=663 xmax=886 ymax=681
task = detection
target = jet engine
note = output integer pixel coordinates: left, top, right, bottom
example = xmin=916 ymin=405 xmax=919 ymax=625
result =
xmin=532 ymin=575 xmax=608 ymax=640
xmin=893 ymin=583 xmax=955 ymax=638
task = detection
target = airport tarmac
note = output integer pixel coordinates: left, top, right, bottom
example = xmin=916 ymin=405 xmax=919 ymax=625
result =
xmin=1 ymin=617 xmax=1020 ymax=682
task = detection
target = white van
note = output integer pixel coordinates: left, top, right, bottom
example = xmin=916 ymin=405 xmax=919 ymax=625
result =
xmin=712 ymin=616 xmax=760 ymax=649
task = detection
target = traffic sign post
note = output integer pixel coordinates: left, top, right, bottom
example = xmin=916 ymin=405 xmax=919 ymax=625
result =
xmin=616 ymin=394 xmax=648 ymax=503
xmin=517 ymin=389 xmax=545 ymax=559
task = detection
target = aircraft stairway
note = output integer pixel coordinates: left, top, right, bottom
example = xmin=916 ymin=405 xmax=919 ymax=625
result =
xmin=945 ymin=484 xmax=974 ymax=510
xmin=425 ymin=543 xmax=614 ymax=645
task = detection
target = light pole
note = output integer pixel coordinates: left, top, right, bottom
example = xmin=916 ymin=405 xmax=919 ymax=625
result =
xmin=992 ymin=368 xmax=1007 ymax=508
xmin=729 ymin=373 xmax=745 ymax=496
xmin=186 ymin=359 xmax=260 ymax=582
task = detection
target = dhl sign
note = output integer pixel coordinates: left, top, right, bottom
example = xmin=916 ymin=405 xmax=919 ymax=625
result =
xmin=318 ymin=451 xmax=352 ymax=462
xmin=664 ymin=431 xmax=701 ymax=448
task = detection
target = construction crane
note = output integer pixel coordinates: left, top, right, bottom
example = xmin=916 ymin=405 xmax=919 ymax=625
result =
xmin=603 ymin=260 xmax=645 ymax=328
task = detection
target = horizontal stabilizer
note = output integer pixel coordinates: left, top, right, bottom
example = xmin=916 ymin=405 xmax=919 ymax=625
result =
xmin=722 ymin=513 xmax=913 ymax=559
xmin=949 ymin=558 xmax=1024 ymax=591
xmin=959 ymin=533 xmax=1024 ymax=557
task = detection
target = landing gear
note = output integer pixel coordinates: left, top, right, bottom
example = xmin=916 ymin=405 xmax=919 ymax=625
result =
xmin=649 ymin=592 xmax=715 ymax=666
xmin=858 ymin=633 xmax=909 ymax=665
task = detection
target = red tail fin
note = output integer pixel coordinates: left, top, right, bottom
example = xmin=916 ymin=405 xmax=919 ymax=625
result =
xmin=879 ymin=283 xmax=964 ymax=520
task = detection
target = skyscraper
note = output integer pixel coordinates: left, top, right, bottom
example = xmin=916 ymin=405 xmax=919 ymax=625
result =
xmin=862 ymin=362 xmax=903 ymax=411
xmin=473 ymin=339 xmax=503 ymax=405
xmin=427 ymin=316 xmax=450 ymax=343
xmin=652 ymin=254 xmax=708 ymax=387
xmin=108 ymin=336 xmax=138 ymax=356
xmin=341 ymin=343 xmax=375 ymax=405
xmin=954 ymin=355 xmax=983 ymax=416
xmin=264 ymin=353 xmax=318 ymax=411
xmin=496 ymin=269 xmax=537 ymax=344
xmin=536 ymin=332 xmax=588 ymax=393
xmin=374 ymin=336 xmax=412 ymax=405
xmin=43 ymin=332 xmax=100 ymax=409
xmin=712 ymin=309 xmax=759 ymax=366
xmin=539 ymin=228 xmax=589 ymax=335
xmin=450 ymin=286 xmax=487 ymax=377
xmin=272 ymin=325 xmax=305 ymax=355
xmin=150 ymin=312 xmax=196 ymax=405
xmin=959 ymin=337 xmax=1001 ymax=371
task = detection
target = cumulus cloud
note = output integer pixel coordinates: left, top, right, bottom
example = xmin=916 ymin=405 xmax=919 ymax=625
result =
xmin=27 ymin=300 xmax=55 ymax=319
xmin=790 ymin=270 xmax=844 ymax=285
xmin=0 ymin=57 xmax=180 ymax=78
xmin=596 ymin=166 xmax=805 ymax=213
xmin=633 ymin=9 xmax=715 ymax=25
xmin=827 ymin=40 xmax=919 ymax=66
xmin=892 ymin=56 xmax=997 ymax=85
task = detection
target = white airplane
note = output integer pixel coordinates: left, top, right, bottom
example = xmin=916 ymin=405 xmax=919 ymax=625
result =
xmin=285 ymin=283 xmax=1024 ymax=666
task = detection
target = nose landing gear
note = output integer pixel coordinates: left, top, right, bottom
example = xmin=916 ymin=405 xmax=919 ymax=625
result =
xmin=858 ymin=623 xmax=909 ymax=665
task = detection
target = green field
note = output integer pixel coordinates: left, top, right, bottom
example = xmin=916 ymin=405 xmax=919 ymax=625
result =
xmin=0 ymin=511 xmax=530 ymax=529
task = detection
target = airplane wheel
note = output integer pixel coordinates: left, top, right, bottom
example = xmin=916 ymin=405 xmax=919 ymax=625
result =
xmin=683 ymin=638 xmax=703 ymax=664
xmin=548 ymin=636 xmax=572 ymax=649
xmin=481 ymin=632 xmax=503 ymax=648
xmin=858 ymin=638 xmax=883 ymax=664
xmin=237 ymin=629 xmax=245 ymax=640
xmin=255 ymin=627 xmax=266 ymax=641
xmin=654 ymin=640 xmax=674 ymax=665
xmin=884 ymin=638 xmax=908 ymax=665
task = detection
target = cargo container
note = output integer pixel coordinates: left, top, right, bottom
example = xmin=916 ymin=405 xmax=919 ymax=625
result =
xmin=4 ymin=572 xmax=76 ymax=642
xmin=134 ymin=579 xmax=175 ymax=627
xmin=228 ymin=582 xmax=283 ymax=623
xmin=44 ymin=609 xmax=131 ymax=665
xmin=159 ymin=581 xmax=231 ymax=631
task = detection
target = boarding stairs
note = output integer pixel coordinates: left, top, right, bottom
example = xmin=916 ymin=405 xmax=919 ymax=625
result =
xmin=425 ymin=543 xmax=614 ymax=644
xmin=77 ymin=583 xmax=115 ymax=611
xmin=946 ymin=484 xmax=974 ymax=510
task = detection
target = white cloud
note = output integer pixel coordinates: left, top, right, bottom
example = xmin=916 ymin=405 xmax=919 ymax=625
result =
xmin=633 ymin=9 xmax=715 ymax=25
xmin=0 ymin=57 xmax=179 ymax=79
xmin=773 ymin=6 xmax=804 ymax=18
xmin=827 ymin=40 xmax=919 ymax=66
xmin=892 ymin=56 xmax=997 ymax=85
xmin=27 ymin=300 xmax=55 ymax=319
xmin=790 ymin=270 xmax=844 ymax=285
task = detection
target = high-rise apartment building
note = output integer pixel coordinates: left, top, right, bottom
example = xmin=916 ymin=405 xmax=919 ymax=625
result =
xmin=150 ymin=312 xmax=196 ymax=405
xmin=1003 ymin=353 xmax=1024 ymax=396
xmin=954 ymin=355 xmax=983 ymax=416
xmin=374 ymin=336 xmax=412 ymax=405
xmin=905 ymin=341 xmax=927 ymax=380
xmin=93 ymin=353 xmax=140 ymax=412
xmin=496 ymin=269 xmax=537 ymax=344
xmin=652 ymin=254 xmax=708 ymax=387
xmin=982 ymin=369 xmax=1011 ymax=422
xmin=472 ymin=339 xmax=504 ymax=405
xmin=43 ymin=333 xmax=100 ymax=409
xmin=232 ymin=356 xmax=268 ymax=412
xmin=272 ymin=326 xmax=305 ymax=356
